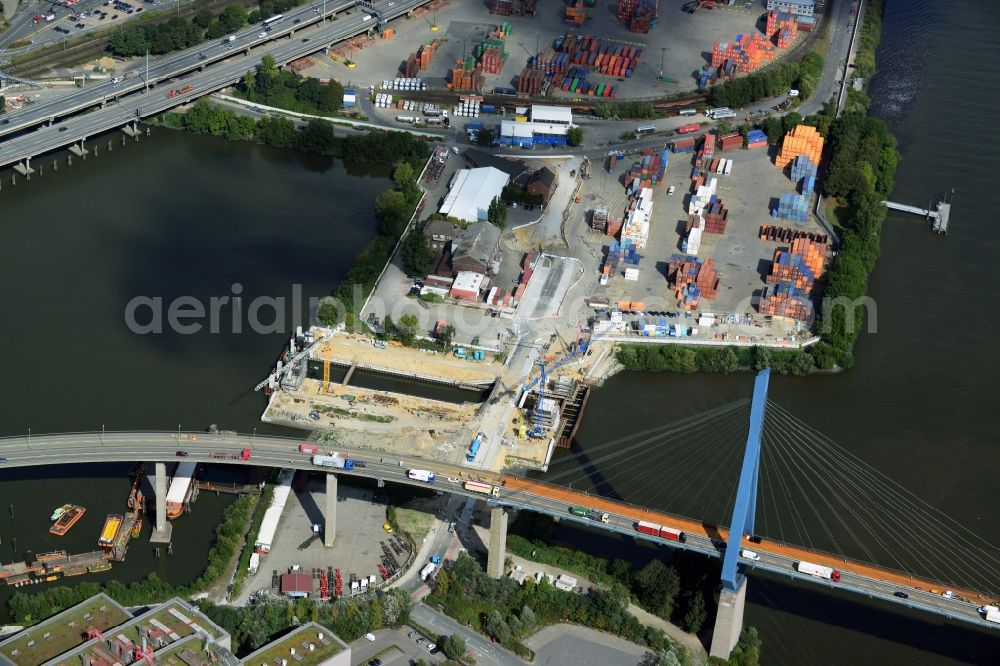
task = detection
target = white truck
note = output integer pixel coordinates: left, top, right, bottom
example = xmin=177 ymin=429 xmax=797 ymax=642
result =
xmin=796 ymin=561 xmax=841 ymax=582
xmin=420 ymin=563 xmax=436 ymax=580
xmin=408 ymin=469 xmax=435 ymax=483
xmin=978 ymin=605 xmax=1000 ymax=624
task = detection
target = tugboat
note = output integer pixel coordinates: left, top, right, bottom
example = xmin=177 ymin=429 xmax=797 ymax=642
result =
xmin=50 ymin=504 xmax=72 ymax=521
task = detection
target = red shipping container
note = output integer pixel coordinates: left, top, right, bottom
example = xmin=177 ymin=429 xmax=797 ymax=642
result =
xmin=637 ymin=521 xmax=660 ymax=536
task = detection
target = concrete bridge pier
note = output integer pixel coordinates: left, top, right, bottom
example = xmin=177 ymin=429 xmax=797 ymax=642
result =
xmin=68 ymin=141 xmax=89 ymax=159
xmin=324 ymin=473 xmax=337 ymax=547
xmin=486 ymin=506 xmax=508 ymax=579
xmin=710 ymin=578 xmax=747 ymax=659
xmin=12 ymin=158 xmax=34 ymax=180
xmin=150 ymin=462 xmax=173 ymax=544
xmin=121 ymin=123 xmax=139 ymax=138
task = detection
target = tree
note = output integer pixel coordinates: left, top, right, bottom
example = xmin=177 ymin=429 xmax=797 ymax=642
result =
xmin=682 ymin=592 xmax=707 ymax=634
xmin=221 ymin=4 xmax=249 ymax=32
xmin=193 ymin=8 xmax=213 ymax=28
xmin=566 ymin=125 xmax=584 ymax=146
xmin=633 ymin=560 xmax=680 ymax=620
xmin=317 ymin=297 xmax=342 ymax=327
xmin=441 ymin=634 xmax=466 ymax=660
xmin=393 ymin=163 xmax=420 ymax=204
xmin=609 ymin=558 xmax=634 ymax=583
xmin=729 ymin=626 xmax=762 ymax=666
xmin=487 ymin=195 xmax=507 ymax=230
xmin=438 ymin=324 xmax=456 ymax=350
xmin=297 ymin=118 xmax=338 ymax=154
xmin=374 ymin=189 xmax=411 ymax=236
xmin=476 ymin=127 xmax=496 ymax=146
xmin=400 ymin=228 xmax=434 ymax=277
xmin=484 ymin=609 xmax=511 ymax=643
xmin=108 ymin=27 xmax=151 ymax=57
xmin=256 ymin=116 xmax=298 ymax=149
xmin=397 ymin=314 xmax=418 ymax=346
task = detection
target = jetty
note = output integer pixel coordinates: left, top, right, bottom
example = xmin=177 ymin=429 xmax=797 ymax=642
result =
xmin=883 ymin=194 xmax=952 ymax=234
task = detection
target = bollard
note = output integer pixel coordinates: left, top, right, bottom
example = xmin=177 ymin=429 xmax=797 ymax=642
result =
xmin=67 ymin=155 xmax=72 ymax=167
xmin=53 ymin=160 xmax=58 ymax=171
xmin=39 ymin=165 xmax=43 ymax=176
xmin=108 ymin=140 xmax=113 ymax=152
xmin=121 ymin=136 xmax=126 ymax=147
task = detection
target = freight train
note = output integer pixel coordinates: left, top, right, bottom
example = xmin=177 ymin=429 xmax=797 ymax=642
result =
xmin=635 ymin=520 xmax=686 ymax=542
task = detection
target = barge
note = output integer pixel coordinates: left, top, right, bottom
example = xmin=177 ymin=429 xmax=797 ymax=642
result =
xmin=49 ymin=505 xmax=86 ymax=536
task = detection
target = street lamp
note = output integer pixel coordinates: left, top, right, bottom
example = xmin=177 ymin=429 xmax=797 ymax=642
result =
xmin=659 ymin=47 xmax=665 ymax=80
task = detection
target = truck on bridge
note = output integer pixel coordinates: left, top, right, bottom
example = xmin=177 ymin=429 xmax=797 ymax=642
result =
xmin=408 ymin=469 xmax=435 ymax=484
xmin=211 ymin=449 xmax=251 ymax=461
xmin=636 ymin=520 xmax=686 ymax=542
xmin=796 ymin=561 xmax=841 ymax=582
xmin=978 ymin=605 xmax=1000 ymax=624
xmin=463 ymin=480 xmax=499 ymax=496
xmin=312 ymin=455 xmax=355 ymax=470
xmin=569 ymin=506 xmax=609 ymax=523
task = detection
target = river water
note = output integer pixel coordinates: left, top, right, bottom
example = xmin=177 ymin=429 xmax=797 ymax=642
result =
xmin=562 ymin=1 xmax=1000 ymax=663
xmin=0 ymin=129 xmax=388 ymax=613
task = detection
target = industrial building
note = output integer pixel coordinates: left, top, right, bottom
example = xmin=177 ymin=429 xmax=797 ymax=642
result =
xmin=766 ymin=0 xmax=814 ymax=16
xmin=451 ymin=221 xmax=502 ymax=275
xmin=438 ymin=166 xmax=510 ymax=222
xmin=0 ymin=595 xmax=352 ymax=666
xmin=498 ymin=105 xmax=574 ymax=147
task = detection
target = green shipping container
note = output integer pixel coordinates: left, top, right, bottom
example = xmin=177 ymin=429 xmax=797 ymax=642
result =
xmin=569 ymin=506 xmax=589 ymax=517
xmin=597 ymin=82 xmax=606 ymax=96
xmin=571 ymin=77 xmax=580 ymax=92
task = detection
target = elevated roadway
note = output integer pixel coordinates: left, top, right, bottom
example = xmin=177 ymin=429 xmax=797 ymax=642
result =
xmin=0 ymin=430 xmax=996 ymax=631
xmin=0 ymin=0 xmax=429 ymax=168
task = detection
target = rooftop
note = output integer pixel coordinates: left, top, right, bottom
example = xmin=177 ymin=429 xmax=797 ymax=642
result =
xmin=452 ymin=221 xmax=502 ymax=266
xmin=463 ymin=149 xmax=529 ymax=181
xmin=0 ymin=595 xmax=131 ymax=666
xmin=439 ymin=167 xmax=510 ymax=223
xmin=241 ymin=624 xmax=348 ymax=666
xmin=531 ymin=104 xmax=574 ymax=124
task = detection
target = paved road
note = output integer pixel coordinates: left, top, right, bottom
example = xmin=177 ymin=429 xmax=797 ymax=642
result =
xmin=0 ymin=430 xmax=993 ymax=631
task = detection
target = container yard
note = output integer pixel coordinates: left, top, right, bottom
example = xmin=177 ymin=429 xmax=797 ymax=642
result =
xmin=577 ymin=127 xmax=829 ymax=327
xmin=296 ymin=0 xmax=773 ymax=103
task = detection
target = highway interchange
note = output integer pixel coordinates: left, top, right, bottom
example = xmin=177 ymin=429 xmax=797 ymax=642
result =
xmin=0 ymin=430 xmax=995 ymax=632
xmin=0 ymin=0 xmax=427 ymax=168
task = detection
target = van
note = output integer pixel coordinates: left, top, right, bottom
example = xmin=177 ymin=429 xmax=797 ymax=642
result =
xmin=740 ymin=549 xmax=760 ymax=561
xmin=362 ymin=14 xmax=372 ymax=21
xmin=364 ymin=632 xmax=376 ymax=642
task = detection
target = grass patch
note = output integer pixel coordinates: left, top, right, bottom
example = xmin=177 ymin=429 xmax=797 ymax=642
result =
xmin=391 ymin=506 xmax=436 ymax=540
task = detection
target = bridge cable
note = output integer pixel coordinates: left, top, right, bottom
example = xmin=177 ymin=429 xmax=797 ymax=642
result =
xmin=766 ymin=402 xmax=1000 ymax=591
xmin=769 ymin=400 xmax=1000 ymax=579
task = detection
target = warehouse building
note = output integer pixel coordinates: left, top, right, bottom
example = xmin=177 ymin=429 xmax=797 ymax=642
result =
xmin=452 ymin=221 xmax=502 ymax=275
xmin=439 ymin=166 xmax=510 ymax=223
xmin=499 ymin=105 xmax=574 ymax=147
xmin=766 ymin=0 xmax=814 ymax=16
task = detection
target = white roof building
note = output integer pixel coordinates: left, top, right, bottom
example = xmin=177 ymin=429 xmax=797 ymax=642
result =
xmin=531 ymin=105 xmax=573 ymax=125
xmin=439 ymin=167 xmax=510 ymax=223
xmin=766 ymin=0 xmax=814 ymax=16
xmin=500 ymin=119 xmax=534 ymax=139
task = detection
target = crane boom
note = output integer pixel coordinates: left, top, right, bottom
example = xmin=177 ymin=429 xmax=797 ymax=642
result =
xmin=253 ymin=329 xmax=335 ymax=392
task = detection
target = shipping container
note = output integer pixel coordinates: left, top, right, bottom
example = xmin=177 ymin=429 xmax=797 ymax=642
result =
xmin=464 ymin=481 xmax=500 ymax=496
xmin=407 ymin=469 xmax=436 ymax=483
xmin=796 ymin=561 xmax=841 ymax=582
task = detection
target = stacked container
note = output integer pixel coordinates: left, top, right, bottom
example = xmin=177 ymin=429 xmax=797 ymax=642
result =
xmin=621 ymin=188 xmax=652 ymax=249
xmin=790 ymin=155 xmax=818 ymax=195
xmin=710 ymin=33 xmax=776 ymax=75
xmin=719 ymin=133 xmax=743 ymax=151
xmin=703 ymin=198 xmax=728 ymax=234
xmin=672 ymin=137 xmax=697 ymax=153
xmin=449 ymin=62 xmax=485 ymax=93
xmin=373 ymin=93 xmax=394 ymax=108
xmin=517 ymin=68 xmax=545 ymax=95
xmin=746 ymin=129 xmax=768 ymax=149
xmin=766 ymin=250 xmax=817 ymax=289
xmin=565 ymin=0 xmax=586 ymax=26
xmin=758 ymin=282 xmax=813 ymax=321
xmin=758 ymin=225 xmax=829 ymax=245
xmin=765 ymin=11 xmax=799 ymax=47
xmin=773 ymin=193 xmax=810 ymax=222
xmin=775 ymin=124 xmax=824 ymax=168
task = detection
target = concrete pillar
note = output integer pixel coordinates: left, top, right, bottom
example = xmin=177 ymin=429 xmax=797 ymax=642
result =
xmin=486 ymin=506 xmax=508 ymax=579
xmin=150 ymin=462 xmax=173 ymax=543
xmin=709 ymin=578 xmax=747 ymax=660
xmin=324 ymin=473 xmax=337 ymax=547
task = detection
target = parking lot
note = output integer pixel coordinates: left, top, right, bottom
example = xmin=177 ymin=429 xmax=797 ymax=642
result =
xmin=234 ymin=476 xmax=409 ymax=605
xmin=350 ymin=626 xmax=447 ymax=666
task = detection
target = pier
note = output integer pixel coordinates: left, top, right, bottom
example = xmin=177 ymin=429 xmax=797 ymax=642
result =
xmin=193 ymin=481 xmax=262 ymax=495
xmin=883 ymin=197 xmax=952 ymax=234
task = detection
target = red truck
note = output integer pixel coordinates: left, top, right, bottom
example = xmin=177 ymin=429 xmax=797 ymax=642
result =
xmin=211 ymin=449 xmax=251 ymax=461
xmin=636 ymin=520 xmax=687 ymax=543
xmin=678 ymin=123 xmax=701 ymax=135
xmin=298 ymin=444 xmax=319 ymax=454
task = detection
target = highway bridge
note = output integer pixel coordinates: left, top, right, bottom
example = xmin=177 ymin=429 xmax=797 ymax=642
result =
xmin=0 ymin=0 xmax=430 ymax=170
xmin=1 ymin=423 xmax=996 ymax=645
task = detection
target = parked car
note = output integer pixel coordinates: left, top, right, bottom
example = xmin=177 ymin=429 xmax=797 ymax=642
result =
xmin=176 ymin=450 xmax=189 ymax=457
xmin=893 ymin=591 xmax=909 ymax=599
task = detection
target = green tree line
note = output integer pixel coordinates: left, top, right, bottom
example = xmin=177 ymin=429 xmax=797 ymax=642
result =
xmin=710 ymin=51 xmax=823 ymax=109
xmin=615 ymin=344 xmax=820 ymax=375
xmin=195 ymin=590 xmax=411 ymax=655
xmin=10 ymin=494 xmax=260 ymax=624
xmin=241 ymin=55 xmax=344 ymax=115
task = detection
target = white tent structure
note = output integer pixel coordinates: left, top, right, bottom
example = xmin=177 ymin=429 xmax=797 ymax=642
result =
xmin=439 ymin=166 xmax=510 ymax=222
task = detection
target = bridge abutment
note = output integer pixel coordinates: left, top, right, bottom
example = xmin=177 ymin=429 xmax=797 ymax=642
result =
xmin=324 ymin=473 xmax=337 ymax=547
xmin=150 ymin=462 xmax=173 ymax=544
xmin=710 ymin=578 xmax=747 ymax=659
xmin=68 ymin=141 xmax=89 ymax=158
xmin=12 ymin=158 xmax=34 ymax=179
xmin=486 ymin=506 xmax=508 ymax=578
